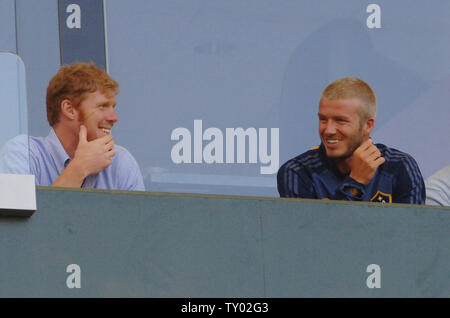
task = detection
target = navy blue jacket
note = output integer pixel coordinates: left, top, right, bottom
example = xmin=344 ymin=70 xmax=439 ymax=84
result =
xmin=277 ymin=143 xmax=425 ymax=204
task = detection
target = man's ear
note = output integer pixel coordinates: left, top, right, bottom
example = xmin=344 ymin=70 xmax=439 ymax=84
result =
xmin=363 ymin=117 xmax=375 ymax=137
xmin=60 ymin=99 xmax=77 ymax=120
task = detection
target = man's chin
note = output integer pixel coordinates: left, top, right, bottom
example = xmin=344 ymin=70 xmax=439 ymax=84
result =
xmin=325 ymin=149 xmax=353 ymax=161
xmin=86 ymin=132 xmax=102 ymax=141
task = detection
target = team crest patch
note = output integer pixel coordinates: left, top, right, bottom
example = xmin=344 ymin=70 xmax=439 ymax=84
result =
xmin=370 ymin=191 xmax=392 ymax=203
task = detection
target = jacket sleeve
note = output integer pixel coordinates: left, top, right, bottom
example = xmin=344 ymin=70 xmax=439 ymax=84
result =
xmin=331 ymin=176 xmax=367 ymax=201
xmin=277 ymin=161 xmax=316 ymax=199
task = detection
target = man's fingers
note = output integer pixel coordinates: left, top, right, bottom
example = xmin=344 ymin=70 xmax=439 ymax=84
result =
xmin=105 ymin=139 xmax=115 ymax=150
xmin=374 ymin=156 xmax=386 ymax=167
xmin=368 ymin=151 xmax=382 ymax=162
xmin=91 ymin=134 xmax=113 ymax=147
xmin=367 ymin=146 xmax=381 ymax=158
xmin=362 ymin=138 xmax=374 ymax=150
xmin=98 ymin=133 xmax=113 ymax=143
xmin=358 ymin=140 xmax=379 ymax=158
xmin=358 ymin=145 xmax=377 ymax=160
xmin=107 ymin=148 xmax=117 ymax=158
xmin=355 ymin=139 xmax=373 ymax=154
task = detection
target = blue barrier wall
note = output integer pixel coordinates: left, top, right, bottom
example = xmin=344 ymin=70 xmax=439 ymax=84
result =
xmin=0 ymin=187 xmax=449 ymax=297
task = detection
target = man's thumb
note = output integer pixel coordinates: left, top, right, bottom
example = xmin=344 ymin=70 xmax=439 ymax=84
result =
xmin=78 ymin=125 xmax=87 ymax=143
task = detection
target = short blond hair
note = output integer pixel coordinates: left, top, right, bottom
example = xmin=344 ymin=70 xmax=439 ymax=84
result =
xmin=321 ymin=77 xmax=377 ymax=120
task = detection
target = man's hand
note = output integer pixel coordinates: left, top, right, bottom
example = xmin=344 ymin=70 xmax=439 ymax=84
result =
xmin=349 ymin=139 xmax=385 ymax=185
xmin=52 ymin=125 xmax=116 ymax=188
xmin=71 ymin=125 xmax=116 ymax=176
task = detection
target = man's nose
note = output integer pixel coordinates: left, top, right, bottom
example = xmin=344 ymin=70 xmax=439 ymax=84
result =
xmin=107 ymin=108 xmax=119 ymax=123
xmin=323 ymin=121 xmax=337 ymax=135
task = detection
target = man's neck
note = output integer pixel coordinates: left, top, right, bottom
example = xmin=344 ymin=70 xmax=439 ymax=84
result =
xmin=53 ymin=124 xmax=78 ymax=159
xmin=335 ymin=156 xmax=353 ymax=175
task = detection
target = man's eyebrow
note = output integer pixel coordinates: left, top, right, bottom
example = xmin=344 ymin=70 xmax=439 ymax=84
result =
xmin=101 ymin=101 xmax=116 ymax=107
xmin=335 ymin=115 xmax=351 ymax=120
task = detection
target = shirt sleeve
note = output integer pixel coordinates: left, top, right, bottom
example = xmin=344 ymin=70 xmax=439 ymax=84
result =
xmin=393 ymin=155 xmax=426 ymax=204
xmin=0 ymin=134 xmax=30 ymax=174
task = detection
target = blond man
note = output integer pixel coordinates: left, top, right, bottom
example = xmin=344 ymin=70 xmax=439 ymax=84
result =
xmin=277 ymin=77 xmax=424 ymax=204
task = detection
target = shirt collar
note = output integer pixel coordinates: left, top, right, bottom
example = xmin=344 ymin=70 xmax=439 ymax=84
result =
xmin=45 ymin=128 xmax=72 ymax=173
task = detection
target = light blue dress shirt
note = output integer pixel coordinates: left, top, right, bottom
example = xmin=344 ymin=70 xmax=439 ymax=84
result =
xmin=0 ymin=129 xmax=145 ymax=191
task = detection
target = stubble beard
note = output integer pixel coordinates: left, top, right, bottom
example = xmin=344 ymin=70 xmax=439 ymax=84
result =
xmin=328 ymin=129 xmax=364 ymax=169
xmin=77 ymin=109 xmax=99 ymax=141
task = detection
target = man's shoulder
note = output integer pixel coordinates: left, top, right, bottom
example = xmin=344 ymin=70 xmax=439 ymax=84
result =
xmin=425 ymin=165 xmax=450 ymax=206
xmin=2 ymin=134 xmax=29 ymax=149
xmin=376 ymin=143 xmax=418 ymax=166
xmin=0 ymin=134 xmax=30 ymax=174
xmin=111 ymin=144 xmax=140 ymax=168
xmin=279 ymin=146 xmax=323 ymax=173
xmin=28 ymin=135 xmax=47 ymax=152
xmin=1 ymin=134 xmax=46 ymax=160
xmin=376 ymin=143 xmax=423 ymax=178
xmin=114 ymin=144 xmax=132 ymax=155
xmin=107 ymin=144 xmax=145 ymax=191
xmin=426 ymin=165 xmax=450 ymax=184
xmin=102 ymin=144 xmax=140 ymax=176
